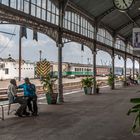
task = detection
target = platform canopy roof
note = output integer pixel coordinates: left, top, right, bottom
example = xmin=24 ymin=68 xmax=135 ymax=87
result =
xmin=70 ymin=0 xmax=140 ymax=41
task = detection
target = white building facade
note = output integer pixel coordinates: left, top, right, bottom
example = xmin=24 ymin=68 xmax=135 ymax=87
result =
xmin=0 ymin=57 xmax=35 ymax=80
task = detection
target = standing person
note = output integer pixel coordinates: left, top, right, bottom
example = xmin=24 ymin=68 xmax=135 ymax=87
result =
xmin=7 ymin=79 xmax=27 ymax=117
xmin=18 ymin=78 xmax=38 ymax=116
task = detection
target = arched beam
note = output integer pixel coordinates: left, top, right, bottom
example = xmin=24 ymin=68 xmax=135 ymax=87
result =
xmin=62 ymin=32 xmax=93 ymax=50
xmin=0 ymin=9 xmax=58 ymax=42
xmin=126 ymin=55 xmax=133 ymax=61
xmin=96 ymin=43 xmax=112 ymax=56
xmin=114 ymin=51 xmax=125 ymax=60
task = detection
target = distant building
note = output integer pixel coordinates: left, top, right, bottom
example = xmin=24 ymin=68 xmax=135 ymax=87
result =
xmin=50 ymin=61 xmax=69 ymax=72
xmin=0 ymin=57 xmax=35 ymax=80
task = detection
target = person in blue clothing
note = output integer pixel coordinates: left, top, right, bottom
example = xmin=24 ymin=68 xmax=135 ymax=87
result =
xmin=18 ymin=77 xmax=38 ymax=116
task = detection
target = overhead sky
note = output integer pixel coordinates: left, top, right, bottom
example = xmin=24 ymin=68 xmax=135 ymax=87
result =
xmin=0 ymin=24 xmax=139 ymax=68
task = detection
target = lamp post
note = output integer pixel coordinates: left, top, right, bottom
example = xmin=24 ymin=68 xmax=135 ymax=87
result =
xmin=39 ymin=50 xmax=42 ymax=80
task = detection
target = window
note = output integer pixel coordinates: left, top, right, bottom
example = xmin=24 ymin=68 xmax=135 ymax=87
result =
xmin=115 ymin=39 xmax=125 ymax=51
xmin=0 ymin=64 xmax=5 ymax=69
xmin=5 ymin=68 xmax=9 ymax=74
xmin=97 ymin=28 xmax=113 ymax=46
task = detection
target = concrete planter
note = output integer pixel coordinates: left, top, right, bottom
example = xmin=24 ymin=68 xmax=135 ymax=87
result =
xmin=137 ymin=79 xmax=140 ymax=84
xmin=45 ymin=92 xmax=58 ymax=104
xmin=84 ymin=87 xmax=92 ymax=95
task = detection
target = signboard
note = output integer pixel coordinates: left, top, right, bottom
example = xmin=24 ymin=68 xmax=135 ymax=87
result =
xmin=133 ymin=28 xmax=140 ymax=55
xmin=36 ymin=60 xmax=51 ymax=78
xmin=133 ymin=28 xmax=140 ymax=49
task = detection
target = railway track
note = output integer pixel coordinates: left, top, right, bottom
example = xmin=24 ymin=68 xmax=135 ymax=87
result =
xmin=0 ymin=80 xmax=109 ymax=101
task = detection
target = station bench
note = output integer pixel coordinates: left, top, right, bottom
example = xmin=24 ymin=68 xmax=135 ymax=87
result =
xmin=0 ymin=89 xmax=23 ymax=120
xmin=0 ymin=87 xmax=44 ymax=120
xmin=0 ymin=92 xmax=20 ymax=120
xmin=0 ymin=100 xmax=18 ymax=120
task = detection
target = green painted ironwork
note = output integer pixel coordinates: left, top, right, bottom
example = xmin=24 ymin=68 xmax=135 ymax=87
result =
xmin=53 ymin=71 xmax=93 ymax=76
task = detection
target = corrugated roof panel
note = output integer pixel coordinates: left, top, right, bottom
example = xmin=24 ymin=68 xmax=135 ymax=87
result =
xmin=101 ymin=10 xmax=130 ymax=29
xmin=71 ymin=0 xmax=113 ymax=17
xmin=70 ymin=0 xmax=140 ymax=38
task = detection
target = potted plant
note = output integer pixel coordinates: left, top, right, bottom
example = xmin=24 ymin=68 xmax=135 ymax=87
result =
xmin=127 ymin=98 xmax=140 ymax=135
xmin=81 ymin=77 xmax=94 ymax=95
xmin=41 ymin=74 xmax=58 ymax=104
xmin=108 ymin=73 xmax=115 ymax=89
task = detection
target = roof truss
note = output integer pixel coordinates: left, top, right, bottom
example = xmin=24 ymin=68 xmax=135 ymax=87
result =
xmin=115 ymin=14 xmax=140 ymax=32
xmin=96 ymin=7 xmax=116 ymax=22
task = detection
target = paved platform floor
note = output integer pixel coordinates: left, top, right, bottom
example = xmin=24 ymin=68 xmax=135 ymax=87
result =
xmin=0 ymin=86 xmax=140 ymax=140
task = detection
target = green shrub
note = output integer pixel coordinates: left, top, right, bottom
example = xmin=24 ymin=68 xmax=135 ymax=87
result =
xmin=127 ymin=98 xmax=140 ymax=133
xmin=81 ymin=77 xmax=95 ymax=88
xmin=108 ymin=73 xmax=114 ymax=87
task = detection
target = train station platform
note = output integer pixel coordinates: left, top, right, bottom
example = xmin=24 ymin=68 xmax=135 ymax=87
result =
xmin=0 ymin=85 xmax=140 ymax=140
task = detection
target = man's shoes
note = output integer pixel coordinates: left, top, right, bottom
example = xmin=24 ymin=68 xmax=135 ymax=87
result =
xmin=23 ymin=112 xmax=30 ymax=116
xmin=15 ymin=112 xmax=23 ymax=117
xmin=32 ymin=112 xmax=39 ymax=116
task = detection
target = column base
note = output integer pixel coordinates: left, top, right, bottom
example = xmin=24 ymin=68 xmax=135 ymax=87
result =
xmin=58 ymin=93 xmax=64 ymax=103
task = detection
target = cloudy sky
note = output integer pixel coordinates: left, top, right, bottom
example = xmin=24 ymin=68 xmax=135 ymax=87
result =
xmin=0 ymin=24 xmax=139 ymax=68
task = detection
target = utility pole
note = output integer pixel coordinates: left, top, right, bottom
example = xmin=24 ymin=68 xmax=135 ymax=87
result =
xmin=87 ymin=58 xmax=90 ymax=64
xmin=81 ymin=55 xmax=83 ymax=64
xmin=39 ymin=50 xmax=42 ymax=62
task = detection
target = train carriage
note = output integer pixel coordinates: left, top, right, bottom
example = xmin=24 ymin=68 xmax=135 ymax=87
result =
xmin=35 ymin=61 xmax=138 ymax=78
xmin=96 ymin=66 xmax=110 ymax=76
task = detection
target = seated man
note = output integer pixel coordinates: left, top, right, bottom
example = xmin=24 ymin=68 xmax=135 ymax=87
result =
xmin=18 ymin=78 xmax=38 ymax=116
xmin=129 ymin=76 xmax=138 ymax=85
xmin=7 ymin=79 xmax=27 ymax=117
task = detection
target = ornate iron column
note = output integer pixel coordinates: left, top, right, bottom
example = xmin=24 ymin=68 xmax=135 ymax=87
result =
xmin=111 ymin=34 xmax=116 ymax=90
xmin=124 ymin=41 xmax=127 ymax=86
xmin=19 ymin=26 xmax=22 ymax=81
xmin=124 ymin=53 xmax=127 ymax=86
xmin=57 ymin=1 xmax=64 ymax=102
xmin=92 ymin=50 xmax=97 ymax=94
xmin=92 ymin=24 xmax=98 ymax=94
xmin=57 ymin=43 xmax=63 ymax=102
xmin=133 ymin=57 xmax=135 ymax=79
xmin=111 ymin=49 xmax=115 ymax=89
